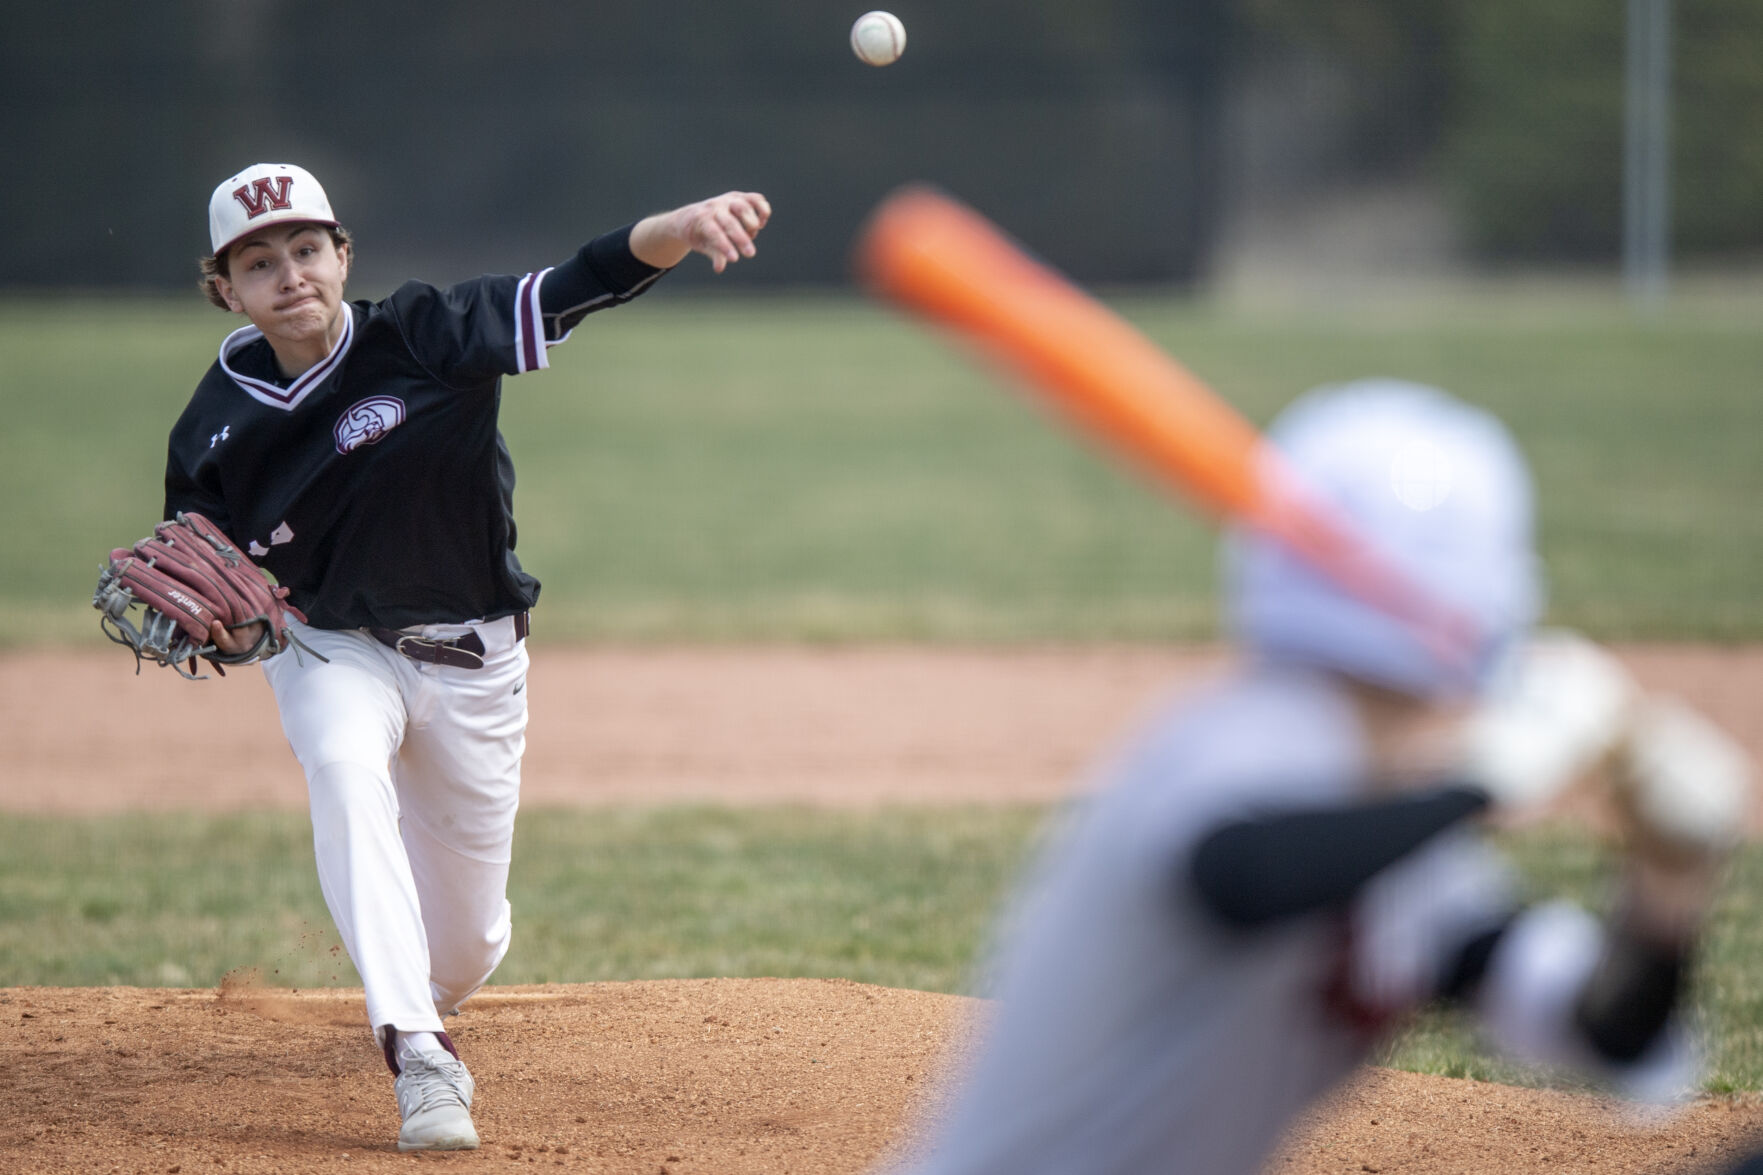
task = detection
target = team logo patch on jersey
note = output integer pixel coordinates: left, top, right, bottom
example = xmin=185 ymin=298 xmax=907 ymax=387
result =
xmin=334 ymin=397 xmax=407 ymax=454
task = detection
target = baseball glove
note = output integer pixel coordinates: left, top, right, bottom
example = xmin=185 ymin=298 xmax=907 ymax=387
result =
xmin=92 ymin=512 xmax=322 ymax=678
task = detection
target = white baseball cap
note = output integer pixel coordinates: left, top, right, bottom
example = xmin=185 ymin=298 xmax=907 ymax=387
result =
xmin=208 ymin=162 xmax=339 ymax=254
xmin=1226 ymin=380 xmax=1542 ymax=699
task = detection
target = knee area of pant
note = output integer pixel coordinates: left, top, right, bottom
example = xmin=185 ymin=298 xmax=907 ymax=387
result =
xmin=307 ymin=760 xmax=393 ymax=805
xmin=430 ymin=924 xmax=512 ymax=1008
xmin=431 ymin=961 xmax=500 ymax=1016
xmin=308 ymin=755 xmax=393 ymax=791
xmin=307 ymin=761 xmax=396 ymax=839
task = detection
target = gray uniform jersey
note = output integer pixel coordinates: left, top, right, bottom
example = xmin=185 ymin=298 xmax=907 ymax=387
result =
xmin=896 ymin=664 xmax=1514 ymax=1175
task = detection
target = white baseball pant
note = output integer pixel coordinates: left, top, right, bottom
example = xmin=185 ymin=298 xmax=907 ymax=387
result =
xmin=262 ymin=613 xmax=529 ymax=1037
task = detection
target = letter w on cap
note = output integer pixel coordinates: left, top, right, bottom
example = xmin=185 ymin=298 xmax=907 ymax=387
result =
xmin=232 ymin=176 xmax=294 ymax=219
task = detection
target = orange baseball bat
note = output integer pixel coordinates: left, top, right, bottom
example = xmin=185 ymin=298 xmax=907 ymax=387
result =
xmin=853 ymin=184 xmax=1477 ymax=667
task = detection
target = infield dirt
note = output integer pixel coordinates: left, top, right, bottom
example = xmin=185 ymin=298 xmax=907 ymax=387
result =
xmin=7 ymin=644 xmax=1761 ymax=812
xmin=5 ymin=645 xmax=1763 ymax=1173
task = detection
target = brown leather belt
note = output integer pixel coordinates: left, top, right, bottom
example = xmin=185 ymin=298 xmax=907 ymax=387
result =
xmin=368 ymin=612 xmax=529 ymax=670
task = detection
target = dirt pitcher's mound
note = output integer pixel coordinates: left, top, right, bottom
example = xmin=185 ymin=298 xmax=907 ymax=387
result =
xmin=5 ymin=981 xmax=1762 ymax=1175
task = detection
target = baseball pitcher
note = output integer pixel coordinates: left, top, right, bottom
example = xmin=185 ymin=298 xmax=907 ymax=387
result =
xmin=99 ymin=162 xmax=770 ymax=1151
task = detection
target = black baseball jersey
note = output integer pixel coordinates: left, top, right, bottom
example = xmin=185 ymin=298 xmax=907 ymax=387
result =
xmin=164 ymin=227 xmax=664 ymax=630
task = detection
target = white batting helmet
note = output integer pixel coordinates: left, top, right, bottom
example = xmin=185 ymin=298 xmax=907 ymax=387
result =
xmin=1226 ymin=380 xmax=1542 ymax=699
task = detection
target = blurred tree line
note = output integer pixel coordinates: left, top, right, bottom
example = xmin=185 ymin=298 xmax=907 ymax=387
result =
xmin=2 ymin=0 xmax=1757 ymax=292
xmin=1246 ymin=0 xmax=1763 ymax=261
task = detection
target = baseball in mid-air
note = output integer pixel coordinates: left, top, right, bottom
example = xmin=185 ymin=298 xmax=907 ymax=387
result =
xmin=851 ymin=10 xmax=906 ymax=66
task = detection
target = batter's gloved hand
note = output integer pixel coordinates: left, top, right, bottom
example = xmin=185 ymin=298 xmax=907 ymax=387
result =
xmin=1458 ymin=629 xmax=1638 ymax=811
xmin=1614 ymin=696 xmax=1753 ymax=863
xmin=92 ymin=512 xmax=323 ymax=679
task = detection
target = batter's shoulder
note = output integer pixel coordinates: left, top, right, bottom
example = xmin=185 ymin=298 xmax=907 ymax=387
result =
xmin=1125 ymin=664 xmax=1365 ymax=801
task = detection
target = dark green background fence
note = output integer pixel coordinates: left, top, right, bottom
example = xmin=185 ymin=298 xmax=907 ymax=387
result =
xmin=6 ymin=1 xmax=1759 ymax=292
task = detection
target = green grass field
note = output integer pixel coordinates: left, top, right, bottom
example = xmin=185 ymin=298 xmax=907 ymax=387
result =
xmin=4 ymin=288 xmax=1759 ymax=643
xmin=3 ymin=289 xmax=1760 ymax=1092
xmin=5 ymin=809 xmax=1763 ymax=1091
xmin=0 ymin=807 xmax=1048 ymax=994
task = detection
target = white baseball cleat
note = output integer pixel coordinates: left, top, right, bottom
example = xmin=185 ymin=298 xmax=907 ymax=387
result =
xmin=394 ymin=1050 xmax=479 ymax=1151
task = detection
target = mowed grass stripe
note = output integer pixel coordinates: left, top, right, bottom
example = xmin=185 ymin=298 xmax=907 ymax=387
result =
xmin=3 ymin=291 xmax=1758 ymax=643
xmin=3 ymin=807 xmax=1762 ymax=1091
xmin=0 ymin=806 xmax=1048 ymax=994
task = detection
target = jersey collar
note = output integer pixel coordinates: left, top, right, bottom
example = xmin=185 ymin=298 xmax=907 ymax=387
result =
xmin=218 ymin=304 xmax=357 ymax=412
